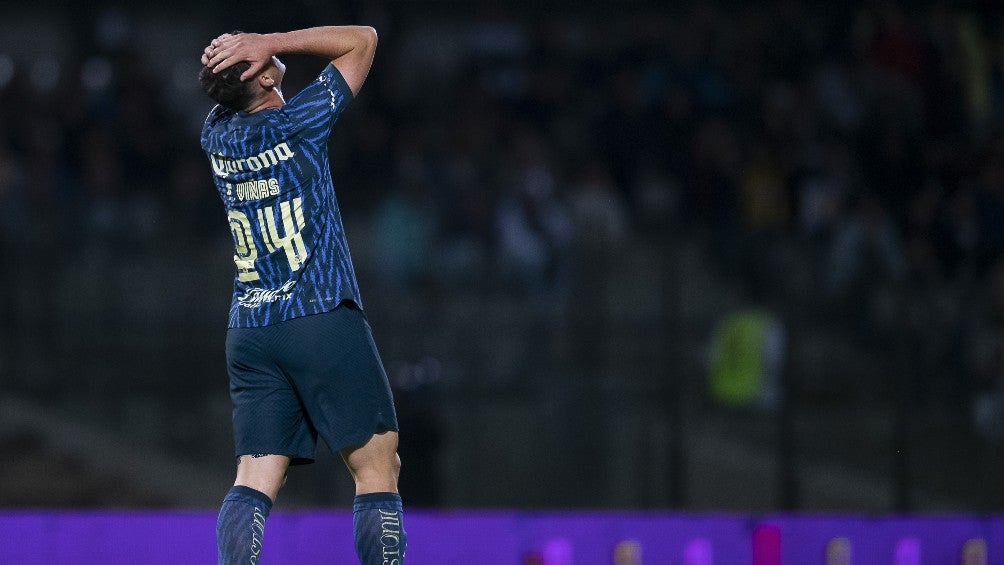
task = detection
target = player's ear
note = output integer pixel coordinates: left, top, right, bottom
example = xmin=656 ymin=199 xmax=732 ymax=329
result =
xmin=257 ymin=73 xmax=276 ymax=91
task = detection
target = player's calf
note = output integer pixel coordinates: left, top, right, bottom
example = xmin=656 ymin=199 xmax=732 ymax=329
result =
xmin=342 ymin=432 xmax=406 ymax=563
xmin=217 ymin=454 xmax=291 ymax=564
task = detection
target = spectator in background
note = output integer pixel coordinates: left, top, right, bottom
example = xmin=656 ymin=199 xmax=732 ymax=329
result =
xmin=372 ymin=137 xmax=438 ymax=291
xmin=494 ymin=128 xmax=570 ymax=295
xmin=167 ymin=147 xmax=221 ymax=241
xmin=797 ymin=140 xmax=856 ymax=244
xmin=707 ymin=306 xmax=786 ymax=413
xmin=738 ymin=142 xmax=791 ymax=289
xmin=824 ymin=192 xmax=906 ymax=340
xmin=567 ymin=159 xmax=630 ymax=261
xmin=78 ymin=124 xmax=126 ymax=243
xmin=435 ymin=178 xmax=494 ymax=291
xmin=564 ymin=158 xmax=631 ymax=366
xmin=631 ymin=156 xmax=680 ymax=238
xmin=903 ymin=181 xmax=953 ymax=284
xmin=685 ymin=117 xmax=741 ymax=273
xmin=0 ymin=130 xmax=24 ymax=239
xmin=974 ymin=145 xmax=1004 ymax=273
xmin=945 ymin=187 xmax=982 ymax=276
xmin=739 ymin=144 xmax=790 ymax=237
xmin=971 ymin=260 xmax=1004 ymax=441
xmin=826 ymin=192 xmax=905 ymax=296
xmin=434 ymin=113 xmax=496 ymax=291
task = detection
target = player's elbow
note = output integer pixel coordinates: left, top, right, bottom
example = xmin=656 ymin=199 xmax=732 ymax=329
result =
xmin=349 ymin=25 xmax=377 ymax=50
xmin=359 ymin=26 xmax=378 ymax=51
xmin=350 ymin=26 xmax=377 ymax=65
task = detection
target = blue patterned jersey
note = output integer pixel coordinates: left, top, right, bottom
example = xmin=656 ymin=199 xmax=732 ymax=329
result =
xmin=201 ymin=64 xmax=361 ymax=328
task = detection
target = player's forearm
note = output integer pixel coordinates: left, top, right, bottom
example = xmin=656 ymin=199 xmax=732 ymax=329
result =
xmin=267 ymin=26 xmax=376 ymax=96
xmin=266 ymin=26 xmax=377 ymax=66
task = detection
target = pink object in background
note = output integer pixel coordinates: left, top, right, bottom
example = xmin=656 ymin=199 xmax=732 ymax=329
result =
xmin=752 ymin=523 xmax=781 ymax=565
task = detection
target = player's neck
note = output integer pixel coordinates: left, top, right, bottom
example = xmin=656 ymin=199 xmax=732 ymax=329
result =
xmin=247 ymin=92 xmax=285 ymax=113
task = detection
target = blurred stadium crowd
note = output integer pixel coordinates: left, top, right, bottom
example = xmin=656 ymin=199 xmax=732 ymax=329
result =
xmin=1 ymin=1 xmax=1003 ymax=510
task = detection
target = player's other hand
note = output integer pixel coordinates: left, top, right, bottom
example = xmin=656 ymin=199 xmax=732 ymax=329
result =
xmin=201 ymin=33 xmax=234 ymax=66
xmin=203 ymin=32 xmax=274 ymax=82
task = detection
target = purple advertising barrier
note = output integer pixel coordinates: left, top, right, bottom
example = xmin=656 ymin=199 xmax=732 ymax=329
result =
xmin=986 ymin=516 xmax=1004 ymax=564
xmin=0 ymin=511 xmax=217 ymax=564
xmin=367 ymin=511 xmax=523 ymax=565
xmin=260 ymin=510 xmax=359 ymax=563
xmin=0 ymin=510 xmax=753 ymax=564
xmin=759 ymin=514 xmax=987 ymax=564
xmin=504 ymin=512 xmax=751 ymax=565
xmin=0 ymin=510 xmax=1000 ymax=564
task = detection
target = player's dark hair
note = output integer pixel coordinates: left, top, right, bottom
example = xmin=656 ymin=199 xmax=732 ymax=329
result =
xmin=199 ymin=31 xmax=255 ymax=111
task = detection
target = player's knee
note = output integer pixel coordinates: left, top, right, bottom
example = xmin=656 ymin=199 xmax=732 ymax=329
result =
xmin=353 ymin=451 xmax=401 ymax=491
xmin=235 ymin=454 xmax=292 ymax=501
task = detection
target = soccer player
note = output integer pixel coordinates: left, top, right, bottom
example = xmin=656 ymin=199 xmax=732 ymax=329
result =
xmin=198 ymin=26 xmax=405 ymax=564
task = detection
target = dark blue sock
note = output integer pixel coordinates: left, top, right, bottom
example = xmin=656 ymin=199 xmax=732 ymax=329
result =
xmin=217 ymin=485 xmax=272 ymax=565
xmin=353 ymin=492 xmax=406 ymax=564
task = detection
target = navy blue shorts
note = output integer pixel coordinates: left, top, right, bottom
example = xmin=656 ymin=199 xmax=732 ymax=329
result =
xmin=225 ymin=303 xmax=399 ymax=465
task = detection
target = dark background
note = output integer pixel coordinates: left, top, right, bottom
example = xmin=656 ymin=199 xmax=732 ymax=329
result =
xmin=1 ymin=0 xmax=1003 ymax=512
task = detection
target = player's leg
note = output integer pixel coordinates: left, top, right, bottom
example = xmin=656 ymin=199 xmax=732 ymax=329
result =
xmin=276 ymin=304 xmax=406 ymax=563
xmin=220 ymin=323 xmax=318 ymax=565
xmin=341 ymin=431 xmax=406 ymax=565
xmin=235 ymin=453 xmax=291 ymax=502
xmin=217 ymin=454 xmax=291 ymax=565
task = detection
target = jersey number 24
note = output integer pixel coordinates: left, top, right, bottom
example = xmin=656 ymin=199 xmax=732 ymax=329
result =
xmin=227 ymin=197 xmax=307 ymax=282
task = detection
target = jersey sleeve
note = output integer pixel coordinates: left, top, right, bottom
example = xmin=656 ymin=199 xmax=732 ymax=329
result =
xmin=281 ymin=63 xmax=354 ymax=140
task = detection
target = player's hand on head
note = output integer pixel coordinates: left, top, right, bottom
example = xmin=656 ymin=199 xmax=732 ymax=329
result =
xmin=204 ymin=32 xmax=274 ymax=81
xmin=201 ymin=33 xmax=235 ymax=66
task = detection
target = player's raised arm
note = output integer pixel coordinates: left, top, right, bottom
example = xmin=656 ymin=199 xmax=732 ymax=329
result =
xmin=205 ymin=26 xmax=378 ymax=96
